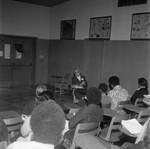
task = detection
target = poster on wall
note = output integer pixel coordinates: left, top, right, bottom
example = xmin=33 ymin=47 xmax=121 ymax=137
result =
xmin=89 ymin=16 xmax=112 ymax=39
xmin=131 ymin=12 xmax=150 ymax=40
xmin=60 ymin=19 xmax=76 ymax=40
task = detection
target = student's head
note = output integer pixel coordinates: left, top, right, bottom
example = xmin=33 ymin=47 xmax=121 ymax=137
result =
xmin=36 ymin=84 xmax=47 ymax=97
xmin=108 ymin=76 xmax=120 ymax=90
xmin=138 ymin=78 xmax=148 ymax=89
xmin=74 ymin=67 xmax=81 ymax=77
xmin=98 ymin=83 xmax=108 ymax=94
xmin=86 ymin=87 xmax=102 ymax=107
xmin=35 ymin=95 xmax=50 ymax=106
xmin=30 ymin=100 xmax=66 ymax=145
xmin=40 ymin=91 xmax=55 ymax=101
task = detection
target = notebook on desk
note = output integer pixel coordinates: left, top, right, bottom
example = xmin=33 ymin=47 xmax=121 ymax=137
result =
xmin=121 ymin=118 xmax=143 ymax=134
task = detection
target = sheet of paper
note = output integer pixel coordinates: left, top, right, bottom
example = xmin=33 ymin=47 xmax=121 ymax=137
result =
xmin=121 ymin=118 xmax=143 ymax=134
xmin=4 ymin=44 xmax=10 ymax=59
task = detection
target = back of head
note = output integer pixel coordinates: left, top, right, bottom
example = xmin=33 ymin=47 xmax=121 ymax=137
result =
xmin=35 ymin=95 xmax=50 ymax=105
xmin=98 ymin=83 xmax=108 ymax=93
xmin=30 ymin=100 xmax=66 ymax=145
xmin=86 ymin=87 xmax=102 ymax=107
xmin=138 ymin=77 xmax=148 ymax=89
xmin=108 ymin=76 xmax=120 ymax=86
xmin=40 ymin=91 xmax=55 ymax=101
xmin=36 ymin=84 xmax=47 ymax=97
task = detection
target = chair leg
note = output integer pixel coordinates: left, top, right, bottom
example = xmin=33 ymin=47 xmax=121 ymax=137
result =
xmin=73 ymin=97 xmax=79 ymax=103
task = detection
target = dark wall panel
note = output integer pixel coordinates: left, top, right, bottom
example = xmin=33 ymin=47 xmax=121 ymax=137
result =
xmin=48 ymin=40 xmax=85 ymax=85
xmin=83 ymin=40 xmax=104 ymax=88
xmin=35 ymin=39 xmax=49 ymax=84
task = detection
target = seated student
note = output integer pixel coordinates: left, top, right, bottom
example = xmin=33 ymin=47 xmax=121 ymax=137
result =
xmin=72 ymin=68 xmax=88 ymax=103
xmin=130 ymin=78 xmax=148 ymax=105
xmin=36 ymin=84 xmax=55 ymax=100
xmin=7 ymin=100 xmax=66 ymax=149
xmin=63 ymin=87 xmax=103 ymax=148
xmin=108 ymin=76 xmax=129 ymax=113
xmin=19 ymin=96 xmax=53 ymax=141
xmin=98 ymin=83 xmax=111 ymax=108
xmin=22 ymin=85 xmax=54 ymax=115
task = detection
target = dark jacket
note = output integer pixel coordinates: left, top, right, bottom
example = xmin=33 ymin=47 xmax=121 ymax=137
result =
xmin=130 ymin=87 xmax=148 ymax=104
xmin=72 ymin=75 xmax=88 ymax=88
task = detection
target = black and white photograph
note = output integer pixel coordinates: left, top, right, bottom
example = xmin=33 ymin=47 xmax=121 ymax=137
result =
xmin=0 ymin=1 xmax=150 ymax=149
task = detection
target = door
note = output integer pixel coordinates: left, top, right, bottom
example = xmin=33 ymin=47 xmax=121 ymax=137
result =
xmin=0 ymin=35 xmax=35 ymax=90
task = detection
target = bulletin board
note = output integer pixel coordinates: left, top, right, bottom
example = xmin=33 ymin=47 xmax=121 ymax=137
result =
xmin=131 ymin=12 xmax=150 ymax=40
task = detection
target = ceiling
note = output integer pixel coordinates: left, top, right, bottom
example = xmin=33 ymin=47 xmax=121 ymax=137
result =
xmin=13 ymin=0 xmax=70 ymax=7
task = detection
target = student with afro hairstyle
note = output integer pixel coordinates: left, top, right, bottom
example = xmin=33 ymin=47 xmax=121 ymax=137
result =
xmin=7 ymin=100 xmax=66 ymax=149
xmin=18 ymin=96 xmax=56 ymax=142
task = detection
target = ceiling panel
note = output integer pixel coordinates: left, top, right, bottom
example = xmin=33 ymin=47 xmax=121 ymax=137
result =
xmin=13 ymin=0 xmax=70 ymax=7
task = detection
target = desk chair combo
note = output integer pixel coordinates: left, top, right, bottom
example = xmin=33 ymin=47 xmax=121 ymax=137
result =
xmin=55 ymin=73 xmax=70 ymax=94
xmin=1 ymin=110 xmax=22 ymax=146
xmin=63 ymin=122 xmax=100 ymax=149
xmin=99 ymin=114 xmax=129 ymax=143
xmin=137 ymin=108 xmax=150 ymax=124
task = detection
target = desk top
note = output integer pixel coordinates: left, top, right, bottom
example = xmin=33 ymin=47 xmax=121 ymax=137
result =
xmin=0 ymin=111 xmax=20 ymax=119
xmin=103 ymin=108 xmax=121 ymax=117
xmin=72 ymin=85 xmax=83 ymax=89
xmin=64 ymin=103 xmax=81 ymax=109
xmin=123 ymin=104 xmax=146 ymax=113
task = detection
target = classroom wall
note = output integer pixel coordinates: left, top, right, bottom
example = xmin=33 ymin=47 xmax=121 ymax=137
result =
xmin=0 ymin=0 xmax=51 ymax=39
xmin=48 ymin=40 xmax=104 ymax=88
xmin=102 ymin=40 xmax=150 ymax=95
xmin=48 ymin=40 xmax=85 ymax=85
xmin=0 ymin=0 xmax=2 ymax=33
xmin=48 ymin=40 xmax=150 ymax=94
xmin=50 ymin=0 xmax=150 ymax=40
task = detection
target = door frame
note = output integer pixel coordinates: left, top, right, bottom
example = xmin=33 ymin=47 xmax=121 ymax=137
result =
xmin=0 ymin=34 xmax=37 ymax=89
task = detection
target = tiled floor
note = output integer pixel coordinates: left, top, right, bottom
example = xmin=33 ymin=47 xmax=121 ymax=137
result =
xmin=0 ymin=87 xmax=72 ymax=114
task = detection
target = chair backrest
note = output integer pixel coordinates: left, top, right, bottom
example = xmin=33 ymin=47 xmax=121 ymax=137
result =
xmin=4 ymin=117 xmax=22 ymax=133
xmin=137 ymin=108 xmax=150 ymax=124
xmin=0 ymin=141 xmax=7 ymax=149
xmin=74 ymin=122 xmax=100 ymax=138
xmin=104 ymin=114 xmax=129 ymax=141
xmin=69 ymin=122 xmax=100 ymax=149
xmin=62 ymin=73 xmax=70 ymax=83
xmin=134 ymin=98 xmax=143 ymax=107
